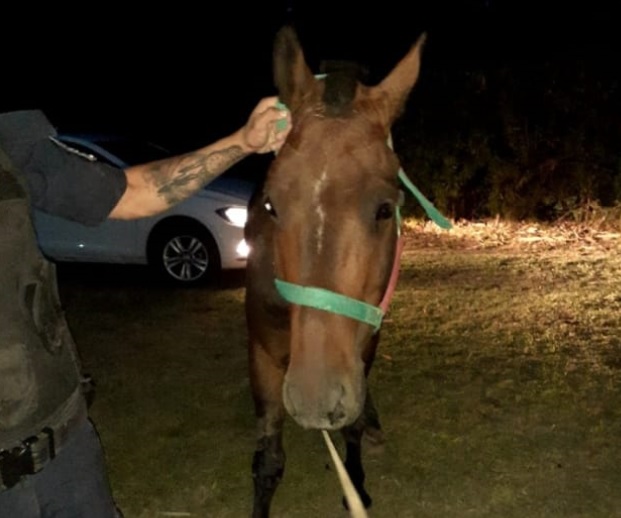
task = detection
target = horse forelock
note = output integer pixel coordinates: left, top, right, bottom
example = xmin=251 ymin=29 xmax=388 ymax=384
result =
xmin=320 ymin=60 xmax=368 ymax=117
xmin=322 ymin=72 xmax=358 ymax=116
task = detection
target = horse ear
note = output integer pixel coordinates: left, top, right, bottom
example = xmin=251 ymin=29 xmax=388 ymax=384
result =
xmin=273 ymin=25 xmax=316 ymax=112
xmin=373 ymin=32 xmax=427 ymax=128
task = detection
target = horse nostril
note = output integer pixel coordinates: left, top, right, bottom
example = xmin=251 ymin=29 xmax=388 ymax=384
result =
xmin=326 ymin=384 xmax=347 ymax=425
xmin=327 ymin=402 xmax=346 ymax=426
xmin=328 ymin=385 xmax=346 ymax=426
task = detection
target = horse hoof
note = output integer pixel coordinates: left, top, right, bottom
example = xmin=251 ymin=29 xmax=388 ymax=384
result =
xmin=363 ymin=426 xmax=385 ymax=455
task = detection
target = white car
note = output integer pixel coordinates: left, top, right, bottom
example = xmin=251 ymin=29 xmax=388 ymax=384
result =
xmin=33 ymin=134 xmax=255 ymax=285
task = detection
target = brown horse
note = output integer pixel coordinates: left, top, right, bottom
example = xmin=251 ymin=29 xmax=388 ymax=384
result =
xmin=244 ymin=25 xmax=426 ymax=517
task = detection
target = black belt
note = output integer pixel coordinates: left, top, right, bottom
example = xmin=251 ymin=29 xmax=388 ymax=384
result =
xmin=0 ymin=402 xmax=88 ymax=491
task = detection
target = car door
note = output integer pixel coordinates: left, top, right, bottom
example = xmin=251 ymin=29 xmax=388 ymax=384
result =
xmin=33 ymin=210 xmax=142 ymax=263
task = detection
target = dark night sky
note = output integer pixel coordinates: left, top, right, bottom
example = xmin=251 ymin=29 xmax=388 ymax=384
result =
xmin=3 ymin=1 xmax=618 ymax=154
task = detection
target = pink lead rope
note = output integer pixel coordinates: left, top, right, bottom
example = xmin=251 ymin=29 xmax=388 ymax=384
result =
xmin=379 ymin=234 xmax=404 ymax=315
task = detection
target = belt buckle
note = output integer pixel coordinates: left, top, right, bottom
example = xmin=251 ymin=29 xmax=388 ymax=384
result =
xmin=26 ymin=428 xmax=56 ymax=472
xmin=0 ymin=428 xmax=55 ymax=490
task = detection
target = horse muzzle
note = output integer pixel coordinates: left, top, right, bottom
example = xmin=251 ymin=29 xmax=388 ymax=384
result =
xmin=282 ymin=362 xmax=365 ymax=430
xmin=275 ymin=280 xmax=376 ymax=429
xmin=283 ymin=381 xmax=364 ymax=430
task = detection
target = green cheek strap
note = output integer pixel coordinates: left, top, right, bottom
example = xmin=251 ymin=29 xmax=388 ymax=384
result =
xmin=398 ymin=169 xmax=452 ymax=230
xmin=274 ymin=279 xmax=384 ymax=332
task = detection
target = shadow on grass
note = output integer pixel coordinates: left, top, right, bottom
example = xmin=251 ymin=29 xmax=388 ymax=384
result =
xmin=55 ymin=262 xmax=247 ymax=291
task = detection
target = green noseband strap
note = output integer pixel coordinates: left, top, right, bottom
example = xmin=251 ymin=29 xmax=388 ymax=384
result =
xmin=274 ymin=279 xmax=384 ymax=332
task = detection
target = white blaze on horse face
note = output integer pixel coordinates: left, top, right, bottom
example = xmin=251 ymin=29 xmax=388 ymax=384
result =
xmin=313 ymin=167 xmax=328 ymax=254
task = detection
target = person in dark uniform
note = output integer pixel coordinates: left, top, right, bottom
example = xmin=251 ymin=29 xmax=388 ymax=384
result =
xmin=0 ymin=97 xmax=290 ymax=517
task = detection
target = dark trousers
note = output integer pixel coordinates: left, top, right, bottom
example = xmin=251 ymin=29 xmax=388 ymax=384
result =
xmin=0 ymin=419 xmax=122 ymax=518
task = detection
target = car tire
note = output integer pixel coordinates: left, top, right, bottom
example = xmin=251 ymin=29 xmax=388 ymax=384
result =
xmin=147 ymin=220 xmax=221 ymax=285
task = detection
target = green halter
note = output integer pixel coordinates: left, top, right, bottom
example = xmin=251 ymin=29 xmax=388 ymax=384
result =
xmin=273 ymin=92 xmax=451 ymax=330
xmin=275 ymin=279 xmax=385 ymax=332
xmin=273 ymin=170 xmax=450 ymax=330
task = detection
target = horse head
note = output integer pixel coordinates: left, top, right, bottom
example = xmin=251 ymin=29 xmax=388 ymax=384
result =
xmin=246 ymin=26 xmax=426 ymax=431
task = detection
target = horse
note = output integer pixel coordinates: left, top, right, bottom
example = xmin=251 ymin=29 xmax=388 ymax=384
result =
xmin=244 ymin=25 xmax=426 ymax=517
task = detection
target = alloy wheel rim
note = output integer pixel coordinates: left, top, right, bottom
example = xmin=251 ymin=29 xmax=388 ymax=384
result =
xmin=162 ymin=236 xmax=209 ymax=281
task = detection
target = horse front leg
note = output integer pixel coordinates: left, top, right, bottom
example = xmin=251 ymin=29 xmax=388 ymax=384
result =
xmin=249 ymin=341 xmax=286 ymax=518
xmin=340 ymin=389 xmax=383 ymax=510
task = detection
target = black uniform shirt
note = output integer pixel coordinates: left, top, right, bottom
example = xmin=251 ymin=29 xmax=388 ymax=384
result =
xmin=0 ymin=110 xmax=127 ymax=226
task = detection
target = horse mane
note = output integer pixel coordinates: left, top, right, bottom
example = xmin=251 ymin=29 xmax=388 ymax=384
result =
xmin=320 ymin=60 xmax=369 ymax=116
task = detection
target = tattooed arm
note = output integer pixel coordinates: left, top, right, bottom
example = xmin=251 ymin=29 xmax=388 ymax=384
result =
xmin=108 ymin=96 xmax=290 ymax=219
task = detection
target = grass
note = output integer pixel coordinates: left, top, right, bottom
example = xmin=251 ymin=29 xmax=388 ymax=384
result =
xmin=58 ymin=220 xmax=621 ymax=517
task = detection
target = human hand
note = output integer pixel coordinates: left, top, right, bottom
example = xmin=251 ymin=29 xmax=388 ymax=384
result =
xmin=240 ymin=96 xmax=291 ymax=154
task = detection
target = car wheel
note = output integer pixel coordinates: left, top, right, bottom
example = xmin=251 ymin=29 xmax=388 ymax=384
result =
xmin=148 ymin=221 xmax=221 ymax=285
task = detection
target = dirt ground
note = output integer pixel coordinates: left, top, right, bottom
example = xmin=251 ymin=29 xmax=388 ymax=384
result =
xmin=57 ymin=220 xmax=621 ymax=518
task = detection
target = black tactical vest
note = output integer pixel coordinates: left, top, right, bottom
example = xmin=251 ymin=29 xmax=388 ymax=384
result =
xmin=0 ymin=147 xmax=86 ymax=450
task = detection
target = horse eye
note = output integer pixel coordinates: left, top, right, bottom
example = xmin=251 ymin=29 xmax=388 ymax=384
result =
xmin=376 ymin=202 xmax=393 ymax=221
xmin=264 ymin=197 xmax=278 ymax=217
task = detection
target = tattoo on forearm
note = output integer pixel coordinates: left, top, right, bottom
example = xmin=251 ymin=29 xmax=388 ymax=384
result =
xmin=144 ymin=146 xmax=245 ymax=207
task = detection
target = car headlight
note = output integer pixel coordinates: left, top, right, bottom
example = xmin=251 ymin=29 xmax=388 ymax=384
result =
xmin=217 ymin=207 xmax=248 ymax=227
xmin=236 ymin=239 xmax=250 ymax=259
